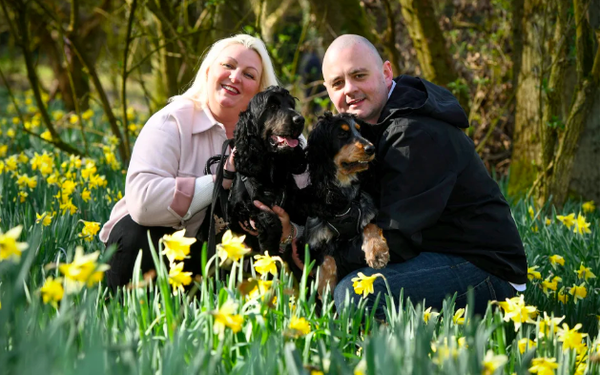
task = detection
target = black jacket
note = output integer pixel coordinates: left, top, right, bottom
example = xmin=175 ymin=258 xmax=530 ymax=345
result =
xmin=336 ymin=75 xmax=528 ymax=284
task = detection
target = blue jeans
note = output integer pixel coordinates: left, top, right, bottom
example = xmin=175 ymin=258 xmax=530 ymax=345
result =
xmin=334 ymin=252 xmax=516 ymax=320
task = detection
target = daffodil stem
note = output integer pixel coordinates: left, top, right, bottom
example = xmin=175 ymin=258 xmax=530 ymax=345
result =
xmin=494 ymin=312 xmax=507 ymax=355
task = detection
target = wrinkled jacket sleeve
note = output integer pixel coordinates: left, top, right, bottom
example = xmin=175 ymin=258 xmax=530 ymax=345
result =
xmin=376 ymin=120 xmax=458 ymax=258
xmin=125 ymin=111 xmax=195 ymax=227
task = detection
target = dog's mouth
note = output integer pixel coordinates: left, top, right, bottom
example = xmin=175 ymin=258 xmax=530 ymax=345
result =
xmin=270 ymin=135 xmax=299 ymax=148
xmin=340 ymin=154 xmax=374 ymax=173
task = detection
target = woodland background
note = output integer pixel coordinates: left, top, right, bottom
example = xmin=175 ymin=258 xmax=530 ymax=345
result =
xmin=0 ymin=0 xmax=599 ymax=206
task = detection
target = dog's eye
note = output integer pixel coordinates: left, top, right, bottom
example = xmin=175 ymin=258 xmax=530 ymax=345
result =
xmin=338 ymin=130 xmax=349 ymax=139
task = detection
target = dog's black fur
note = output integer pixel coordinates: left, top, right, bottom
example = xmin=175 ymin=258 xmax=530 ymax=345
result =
xmin=228 ymin=86 xmax=306 ymax=253
xmin=289 ymin=112 xmax=389 ymax=294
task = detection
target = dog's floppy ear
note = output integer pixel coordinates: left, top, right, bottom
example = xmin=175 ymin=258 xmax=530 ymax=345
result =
xmin=306 ymin=117 xmax=335 ymax=190
xmin=233 ymin=98 xmax=266 ymax=176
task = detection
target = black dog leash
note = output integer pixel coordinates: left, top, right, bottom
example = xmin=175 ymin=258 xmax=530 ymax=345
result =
xmin=207 ymin=138 xmax=234 ymax=261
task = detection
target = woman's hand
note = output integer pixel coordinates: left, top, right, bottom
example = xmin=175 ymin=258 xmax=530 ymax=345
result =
xmin=253 ymin=200 xmax=292 ymax=243
xmin=222 ymin=147 xmax=236 ymax=189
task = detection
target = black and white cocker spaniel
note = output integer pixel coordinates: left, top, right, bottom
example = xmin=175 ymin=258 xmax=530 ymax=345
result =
xmin=228 ymin=86 xmax=306 ymax=254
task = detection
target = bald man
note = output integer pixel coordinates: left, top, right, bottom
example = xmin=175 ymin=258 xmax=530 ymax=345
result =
xmin=321 ymin=35 xmax=527 ymax=318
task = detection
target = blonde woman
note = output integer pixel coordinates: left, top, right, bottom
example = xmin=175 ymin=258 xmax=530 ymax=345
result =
xmin=100 ymin=34 xmax=294 ymax=290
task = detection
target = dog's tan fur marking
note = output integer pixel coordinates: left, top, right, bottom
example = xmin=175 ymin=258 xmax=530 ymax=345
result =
xmin=362 ymin=223 xmax=389 ymax=269
xmin=334 ymin=144 xmax=373 ymax=185
xmin=355 ymin=123 xmax=361 ymax=130
xmin=341 ymin=123 xmax=350 ymax=131
xmin=317 ymin=255 xmax=338 ymax=299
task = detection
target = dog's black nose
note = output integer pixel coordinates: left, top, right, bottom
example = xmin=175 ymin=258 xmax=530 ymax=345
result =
xmin=293 ymin=115 xmax=305 ymax=126
xmin=364 ymin=144 xmax=375 ymax=155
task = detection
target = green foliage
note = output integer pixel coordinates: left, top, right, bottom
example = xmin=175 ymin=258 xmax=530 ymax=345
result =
xmin=1 ymin=93 xmax=600 ymax=374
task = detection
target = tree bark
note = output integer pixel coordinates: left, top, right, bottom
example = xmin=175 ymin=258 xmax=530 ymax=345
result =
xmin=306 ymin=0 xmax=375 ymax=47
xmin=539 ymin=0 xmax=570 ymax=204
xmin=508 ymin=0 xmax=546 ymax=197
xmin=398 ymin=0 xmax=469 ymax=113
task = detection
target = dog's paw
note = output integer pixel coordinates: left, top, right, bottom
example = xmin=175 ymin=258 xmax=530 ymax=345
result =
xmin=317 ymin=255 xmax=338 ymax=299
xmin=362 ymin=224 xmax=389 ymax=269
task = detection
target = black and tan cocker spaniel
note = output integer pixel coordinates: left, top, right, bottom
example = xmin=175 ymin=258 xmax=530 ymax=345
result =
xmin=295 ymin=112 xmax=389 ymax=296
xmin=228 ymin=86 xmax=306 ymax=254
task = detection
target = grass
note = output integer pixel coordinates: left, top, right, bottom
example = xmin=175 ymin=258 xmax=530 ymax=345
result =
xmin=0 ymin=92 xmax=599 ymax=374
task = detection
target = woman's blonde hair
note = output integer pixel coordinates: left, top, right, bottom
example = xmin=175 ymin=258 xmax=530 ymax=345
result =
xmin=170 ymin=34 xmax=279 ymax=106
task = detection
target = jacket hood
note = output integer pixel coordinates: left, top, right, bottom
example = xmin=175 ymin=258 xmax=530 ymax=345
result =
xmin=378 ymin=75 xmax=469 ymax=129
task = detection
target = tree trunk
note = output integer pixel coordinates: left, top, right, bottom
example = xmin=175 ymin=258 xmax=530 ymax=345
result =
xmin=398 ymin=0 xmax=469 ymax=113
xmin=305 ymin=0 xmax=375 ymax=47
xmin=538 ymin=0 xmax=570 ymax=204
xmin=507 ymin=0 xmax=547 ymax=197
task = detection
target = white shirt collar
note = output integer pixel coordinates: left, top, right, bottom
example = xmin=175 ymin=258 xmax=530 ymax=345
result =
xmin=387 ymin=80 xmax=397 ymax=100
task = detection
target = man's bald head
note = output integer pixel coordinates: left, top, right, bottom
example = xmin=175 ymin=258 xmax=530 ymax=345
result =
xmin=323 ymin=35 xmax=384 ymax=71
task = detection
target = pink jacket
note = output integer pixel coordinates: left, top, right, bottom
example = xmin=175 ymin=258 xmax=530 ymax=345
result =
xmin=99 ymin=99 xmax=228 ymax=243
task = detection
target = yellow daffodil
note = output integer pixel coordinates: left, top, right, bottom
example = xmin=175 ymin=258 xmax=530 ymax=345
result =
xmin=81 ymin=161 xmax=97 ymax=180
xmin=549 ymin=254 xmax=564 ymax=268
xmin=18 ymin=191 xmax=28 ymax=203
xmin=52 ymin=110 xmax=64 ymax=121
xmin=518 ymin=338 xmax=536 ymax=354
xmin=61 ymin=179 xmax=77 ymax=196
xmin=0 ymin=145 xmax=7 ymax=158
xmin=481 ymin=350 xmax=507 ymax=375
xmin=18 ymin=152 xmax=28 ymax=164
xmin=36 ymin=212 xmax=53 ymax=227
xmin=253 ymin=251 xmax=280 ymax=276
xmin=457 ymin=336 xmax=467 ymax=348
xmin=538 ymin=312 xmax=564 ymax=338
xmin=573 ymin=213 xmax=591 ymax=235
xmin=575 ymin=362 xmax=587 ymax=375
xmin=126 ymin=107 xmax=136 ymax=120
xmin=556 ymin=213 xmax=576 ymax=229
xmin=88 ymin=173 xmax=107 ymax=189
xmin=354 ymin=360 xmax=366 ymax=375
xmin=168 ymin=262 xmax=193 ymax=294
xmin=545 ymin=217 xmax=552 ymax=225
xmin=40 ymin=276 xmax=64 ymax=308
xmin=161 ymin=228 xmax=196 ymax=263
xmin=568 ymin=283 xmax=587 ymax=302
xmin=0 ymin=225 xmax=29 ymax=263
xmin=79 ymin=220 xmax=101 ymax=242
xmin=4 ymin=155 xmax=17 ymax=171
xmin=453 ymin=307 xmax=465 ymax=325
xmin=423 ymin=306 xmax=439 ymax=324
xmin=81 ymin=188 xmax=91 ymax=202
xmin=497 ymin=294 xmax=537 ymax=331
xmin=81 ymin=109 xmax=94 ymax=121
xmin=7 ymin=129 xmax=15 ymax=138
xmin=527 ymin=266 xmax=541 ymax=281
xmin=558 ymin=323 xmax=587 ymax=351
xmin=289 ymin=316 xmax=311 ymax=337
xmin=59 ymin=197 xmax=77 ymax=215
xmin=351 ymin=272 xmax=383 ymax=298
xmin=529 ymin=357 xmax=559 ymax=375
xmin=40 ymin=130 xmax=52 ymax=141
xmin=69 ymin=114 xmax=79 ymax=124
xmin=557 ymin=286 xmax=569 ymax=304
xmin=217 ymin=230 xmax=250 ymax=262
xmin=213 ymin=300 xmax=244 ymax=334
xmin=582 ymin=200 xmax=595 ymax=213
xmin=575 ymin=264 xmax=596 ymax=281
xmin=541 ymin=276 xmax=561 ymax=296
xmin=531 ymin=225 xmax=539 ymax=232
xmin=247 ymin=279 xmax=274 ymax=302
xmin=59 ymin=246 xmax=110 ymax=287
